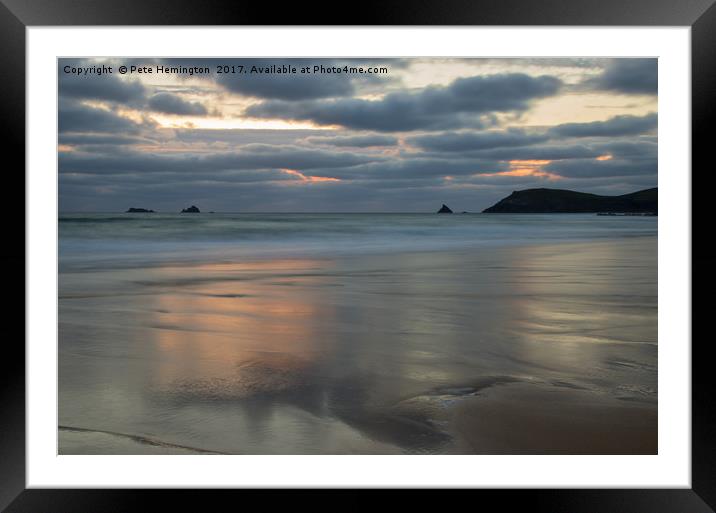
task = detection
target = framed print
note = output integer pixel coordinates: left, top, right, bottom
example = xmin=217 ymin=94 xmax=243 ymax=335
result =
xmin=3 ymin=0 xmax=714 ymax=511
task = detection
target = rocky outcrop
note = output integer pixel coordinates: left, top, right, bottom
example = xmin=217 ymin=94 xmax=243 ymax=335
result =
xmin=437 ymin=204 xmax=453 ymax=214
xmin=483 ymin=188 xmax=657 ymax=214
xmin=126 ymin=208 xmax=154 ymax=213
xmin=181 ymin=205 xmax=201 ymax=213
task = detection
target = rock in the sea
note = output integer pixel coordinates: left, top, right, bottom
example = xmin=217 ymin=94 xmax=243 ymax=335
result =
xmin=181 ymin=205 xmax=201 ymax=213
xmin=437 ymin=204 xmax=453 ymax=214
xmin=126 ymin=208 xmax=154 ymax=213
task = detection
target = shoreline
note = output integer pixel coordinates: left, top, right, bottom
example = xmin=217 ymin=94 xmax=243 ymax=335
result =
xmin=59 ymin=232 xmax=658 ymax=274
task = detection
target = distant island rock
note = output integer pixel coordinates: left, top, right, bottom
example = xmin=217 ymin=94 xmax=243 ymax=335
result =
xmin=437 ymin=204 xmax=453 ymax=214
xmin=181 ymin=205 xmax=201 ymax=213
xmin=482 ymin=187 xmax=657 ymax=214
xmin=126 ymin=208 xmax=154 ymax=213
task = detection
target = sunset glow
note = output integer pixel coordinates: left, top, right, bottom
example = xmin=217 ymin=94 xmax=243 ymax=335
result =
xmin=281 ymin=169 xmax=341 ymax=183
xmin=151 ymin=116 xmax=335 ymax=131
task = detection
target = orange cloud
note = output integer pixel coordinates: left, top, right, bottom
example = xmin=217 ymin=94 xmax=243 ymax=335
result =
xmin=596 ymin=154 xmax=613 ymax=161
xmin=281 ymin=169 xmax=340 ymax=183
xmin=478 ymin=159 xmax=561 ymax=180
xmin=500 ymin=168 xmax=554 ymax=177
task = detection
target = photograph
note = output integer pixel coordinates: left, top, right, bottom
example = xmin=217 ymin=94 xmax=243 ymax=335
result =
xmin=57 ymin=56 xmax=658 ymax=456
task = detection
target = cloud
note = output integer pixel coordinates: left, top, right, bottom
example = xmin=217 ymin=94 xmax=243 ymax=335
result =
xmin=305 ymin=134 xmax=398 ymax=147
xmin=586 ymin=59 xmax=657 ymax=95
xmin=59 ymin=134 xmax=151 ymax=146
xmin=59 ymin=59 xmax=146 ymax=103
xmin=591 ymin=139 xmax=657 ymax=159
xmin=549 ymin=113 xmax=657 ymax=138
xmin=58 ymin=101 xmax=144 ymax=134
xmin=171 ymin=128 xmax=326 ymax=147
xmin=461 ymin=143 xmax=600 ymax=161
xmin=544 ymin=158 xmax=657 ymax=178
xmin=286 ymin=157 xmax=508 ymax=181
xmin=245 ymin=73 xmax=562 ymax=131
xmin=59 ymin=144 xmax=381 ymax=175
xmin=405 ymin=116 xmax=657 ymax=159
xmin=407 ymin=129 xmax=549 ymax=152
xmin=147 ymin=93 xmax=209 ymax=116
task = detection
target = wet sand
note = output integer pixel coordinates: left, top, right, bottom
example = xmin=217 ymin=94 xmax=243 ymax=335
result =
xmin=59 ymin=237 xmax=657 ymax=454
xmin=451 ymin=382 xmax=656 ymax=454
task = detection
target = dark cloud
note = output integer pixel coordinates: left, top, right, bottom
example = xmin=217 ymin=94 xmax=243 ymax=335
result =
xmin=59 ymin=134 xmax=151 ymax=146
xmin=407 ymin=129 xmax=549 ymax=152
xmin=279 ymin=157 xmax=508 ymax=182
xmin=591 ymin=139 xmax=657 ymax=160
xmin=59 ymin=144 xmax=381 ymax=175
xmin=59 ymin=59 xmax=146 ymax=103
xmin=405 ymin=115 xmax=657 ymax=160
xmin=549 ymin=113 xmax=657 ymax=138
xmin=460 ymin=143 xmax=601 ymax=161
xmin=246 ymin=73 xmax=562 ymax=131
xmin=305 ymin=134 xmax=398 ymax=147
xmin=545 ymin=158 xmax=657 ymax=178
xmin=58 ymin=101 xmax=144 ymax=134
xmin=586 ymin=59 xmax=657 ymax=95
xmin=147 ymin=93 xmax=209 ymax=116
xmin=171 ymin=128 xmax=326 ymax=147
xmin=61 ymin=169 xmax=297 ymax=189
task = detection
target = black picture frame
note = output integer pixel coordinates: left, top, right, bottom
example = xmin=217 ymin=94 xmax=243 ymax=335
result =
xmin=2 ymin=0 xmax=712 ymax=510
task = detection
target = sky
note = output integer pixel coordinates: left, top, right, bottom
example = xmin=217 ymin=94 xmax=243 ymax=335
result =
xmin=58 ymin=58 xmax=657 ymax=212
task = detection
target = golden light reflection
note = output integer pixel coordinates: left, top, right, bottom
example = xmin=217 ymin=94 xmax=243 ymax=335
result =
xmin=596 ymin=154 xmax=613 ymax=161
xmin=145 ymin=260 xmax=331 ymax=391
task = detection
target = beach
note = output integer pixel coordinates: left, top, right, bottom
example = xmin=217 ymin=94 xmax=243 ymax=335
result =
xmin=59 ymin=213 xmax=657 ymax=454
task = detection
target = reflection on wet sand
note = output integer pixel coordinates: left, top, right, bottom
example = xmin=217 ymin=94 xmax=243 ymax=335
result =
xmin=59 ymin=238 xmax=657 ymax=454
xmin=506 ymin=242 xmax=657 ymax=403
xmin=146 ymin=260 xmax=326 ymax=391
